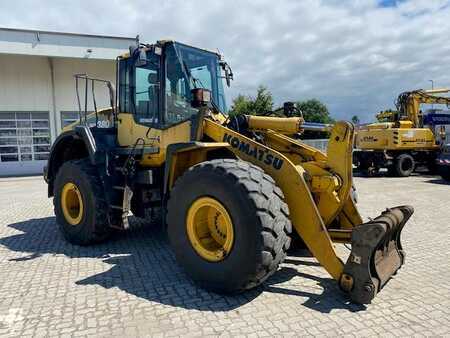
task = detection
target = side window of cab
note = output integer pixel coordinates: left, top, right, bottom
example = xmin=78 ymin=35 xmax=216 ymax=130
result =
xmin=119 ymin=52 xmax=161 ymax=126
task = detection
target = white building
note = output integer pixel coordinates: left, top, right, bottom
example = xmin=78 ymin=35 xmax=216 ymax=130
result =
xmin=0 ymin=27 xmax=135 ymax=176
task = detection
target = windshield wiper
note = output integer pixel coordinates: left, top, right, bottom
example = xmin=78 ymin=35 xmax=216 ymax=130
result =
xmin=182 ymin=61 xmax=199 ymax=88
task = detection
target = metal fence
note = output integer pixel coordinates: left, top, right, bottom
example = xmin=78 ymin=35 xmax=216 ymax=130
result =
xmin=301 ymin=139 xmax=329 ymax=153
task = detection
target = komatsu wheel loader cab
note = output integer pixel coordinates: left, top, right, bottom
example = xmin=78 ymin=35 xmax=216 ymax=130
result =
xmin=44 ymin=39 xmax=414 ymax=304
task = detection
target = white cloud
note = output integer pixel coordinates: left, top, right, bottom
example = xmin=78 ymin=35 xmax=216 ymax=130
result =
xmin=1 ymin=0 xmax=449 ymax=121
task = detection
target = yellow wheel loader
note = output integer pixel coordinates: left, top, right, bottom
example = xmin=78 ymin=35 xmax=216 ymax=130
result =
xmin=354 ymin=89 xmax=450 ymax=176
xmin=44 ymin=40 xmax=413 ymax=304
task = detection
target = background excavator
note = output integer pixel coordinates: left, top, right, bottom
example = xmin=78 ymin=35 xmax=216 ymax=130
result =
xmin=44 ymin=39 xmax=413 ymax=304
xmin=354 ymin=89 xmax=450 ymax=176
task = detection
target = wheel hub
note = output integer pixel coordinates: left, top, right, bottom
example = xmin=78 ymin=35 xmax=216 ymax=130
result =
xmin=61 ymin=182 xmax=83 ymax=225
xmin=186 ymin=197 xmax=234 ymax=262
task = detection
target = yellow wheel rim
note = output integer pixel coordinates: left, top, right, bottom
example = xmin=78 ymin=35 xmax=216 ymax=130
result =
xmin=186 ymin=197 xmax=234 ymax=262
xmin=61 ymin=182 xmax=83 ymax=225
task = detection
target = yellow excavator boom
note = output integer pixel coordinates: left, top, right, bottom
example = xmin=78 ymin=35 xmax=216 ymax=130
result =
xmin=397 ymin=88 xmax=450 ymax=128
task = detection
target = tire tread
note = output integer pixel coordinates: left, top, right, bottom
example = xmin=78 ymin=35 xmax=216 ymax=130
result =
xmin=167 ymin=159 xmax=291 ymax=292
xmin=53 ymin=158 xmax=111 ymax=245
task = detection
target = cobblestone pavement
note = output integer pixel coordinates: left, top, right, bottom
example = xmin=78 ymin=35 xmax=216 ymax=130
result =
xmin=0 ymin=174 xmax=448 ymax=337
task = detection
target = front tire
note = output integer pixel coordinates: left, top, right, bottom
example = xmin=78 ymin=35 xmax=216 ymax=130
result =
xmin=53 ymin=159 xmax=111 ymax=245
xmin=167 ymin=159 xmax=291 ymax=293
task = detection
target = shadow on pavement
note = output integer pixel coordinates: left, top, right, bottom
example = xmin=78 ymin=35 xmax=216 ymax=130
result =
xmin=264 ymin=267 xmax=365 ymax=313
xmin=424 ymin=178 xmax=450 ymax=185
xmin=0 ymin=216 xmax=362 ymax=313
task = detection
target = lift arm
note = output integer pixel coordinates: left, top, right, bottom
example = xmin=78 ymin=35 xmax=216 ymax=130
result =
xmin=204 ymin=118 xmax=347 ymax=279
xmin=203 ymin=118 xmax=413 ymax=304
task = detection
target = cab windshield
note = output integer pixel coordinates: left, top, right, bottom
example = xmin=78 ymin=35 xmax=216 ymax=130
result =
xmin=165 ymin=42 xmax=227 ymax=125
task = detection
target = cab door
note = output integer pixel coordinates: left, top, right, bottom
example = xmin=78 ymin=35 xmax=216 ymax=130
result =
xmin=117 ymin=46 xmax=204 ymax=166
xmin=117 ymin=49 xmax=162 ymax=145
xmin=117 ymin=48 xmax=188 ymax=166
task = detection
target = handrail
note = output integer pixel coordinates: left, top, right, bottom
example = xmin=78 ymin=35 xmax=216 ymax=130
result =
xmin=74 ymin=74 xmax=116 ymax=127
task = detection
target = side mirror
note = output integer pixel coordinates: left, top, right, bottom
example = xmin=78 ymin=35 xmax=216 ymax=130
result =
xmin=220 ymin=60 xmax=233 ymax=87
xmin=225 ymin=68 xmax=232 ymax=87
xmin=136 ymin=49 xmax=147 ymax=67
xmin=129 ymin=45 xmax=148 ymax=67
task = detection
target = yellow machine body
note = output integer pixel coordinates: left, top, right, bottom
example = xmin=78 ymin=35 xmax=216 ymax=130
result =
xmin=356 ymin=88 xmax=450 ymax=152
xmin=47 ymin=40 xmax=414 ymax=304
xmin=117 ymin=113 xmax=192 ymax=166
xmin=115 ymin=109 xmax=363 ymax=280
xmin=354 ymin=88 xmax=450 ymax=176
xmin=356 ymin=127 xmax=438 ymax=151
xmin=115 ymin=106 xmax=410 ymax=302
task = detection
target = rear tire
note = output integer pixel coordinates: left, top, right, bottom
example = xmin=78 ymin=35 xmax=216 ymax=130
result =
xmin=167 ymin=159 xmax=291 ymax=293
xmin=53 ymin=158 xmax=111 ymax=245
xmin=394 ymin=154 xmax=415 ymax=177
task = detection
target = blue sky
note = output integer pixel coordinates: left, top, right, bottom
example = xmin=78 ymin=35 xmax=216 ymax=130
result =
xmin=1 ymin=0 xmax=449 ymax=122
xmin=378 ymin=0 xmax=402 ymax=7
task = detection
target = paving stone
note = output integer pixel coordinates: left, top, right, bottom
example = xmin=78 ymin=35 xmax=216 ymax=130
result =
xmin=0 ymin=175 xmax=448 ymax=336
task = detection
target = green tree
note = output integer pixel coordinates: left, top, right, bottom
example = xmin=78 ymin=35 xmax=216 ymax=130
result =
xmin=229 ymin=86 xmax=273 ymax=116
xmin=251 ymin=86 xmax=273 ymax=115
xmin=295 ymin=99 xmax=334 ymax=124
xmin=228 ymin=94 xmax=252 ymax=116
xmin=351 ymin=115 xmax=360 ymax=124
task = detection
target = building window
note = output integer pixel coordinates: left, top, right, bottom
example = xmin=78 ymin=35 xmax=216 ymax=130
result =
xmin=0 ymin=112 xmax=51 ymax=162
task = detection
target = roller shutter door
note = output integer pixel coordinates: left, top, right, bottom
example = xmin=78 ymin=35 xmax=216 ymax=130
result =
xmin=0 ymin=111 xmax=51 ymax=176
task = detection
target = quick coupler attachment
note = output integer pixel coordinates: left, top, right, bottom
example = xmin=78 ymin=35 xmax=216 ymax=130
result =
xmin=340 ymin=205 xmax=414 ymax=304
